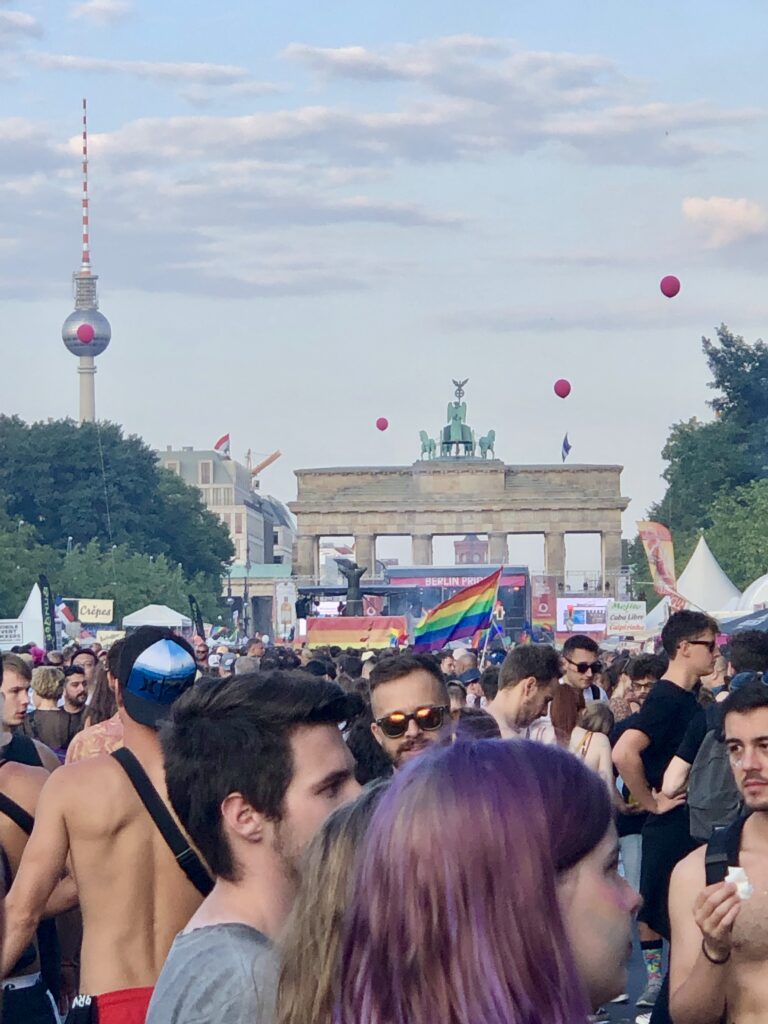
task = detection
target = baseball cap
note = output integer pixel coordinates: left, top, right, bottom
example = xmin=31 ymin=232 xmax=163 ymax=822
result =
xmin=728 ymin=671 xmax=768 ymax=694
xmin=118 ymin=627 xmax=197 ymax=728
xmin=459 ymin=668 xmax=481 ymax=685
xmin=220 ymin=652 xmax=237 ymax=672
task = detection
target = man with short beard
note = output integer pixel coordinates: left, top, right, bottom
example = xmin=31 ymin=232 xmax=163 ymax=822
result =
xmin=486 ymin=645 xmax=560 ymax=739
xmin=669 ymin=682 xmax=768 ymax=1024
xmin=147 ymin=672 xmax=361 ymax=1024
xmin=369 ymin=654 xmax=456 ymax=770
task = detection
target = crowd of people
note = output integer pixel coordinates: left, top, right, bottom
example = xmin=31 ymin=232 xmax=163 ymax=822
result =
xmin=0 ymin=609 xmax=765 ymax=1023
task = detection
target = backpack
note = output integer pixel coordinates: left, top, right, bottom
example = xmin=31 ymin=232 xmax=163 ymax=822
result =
xmin=688 ymin=727 xmax=742 ymax=842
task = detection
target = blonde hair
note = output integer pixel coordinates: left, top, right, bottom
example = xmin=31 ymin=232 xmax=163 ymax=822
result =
xmin=31 ymin=666 xmax=65 ymax=701
xmin=579 ymin=700 xmax=614 ymax=736
xmin=275 ymin=781 xmax=389 ymax=1024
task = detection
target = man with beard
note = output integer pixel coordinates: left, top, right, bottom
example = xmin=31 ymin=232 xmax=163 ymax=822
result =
xmin=486 ymin=644 xmax=561 ymax=739
xmin=669 ymin=682 xmax=768 ymax=1024
xmin=147 ymin=672 xmax=361 ymax=1024
xmin=369 ymin=654 xmax=456 ymax=770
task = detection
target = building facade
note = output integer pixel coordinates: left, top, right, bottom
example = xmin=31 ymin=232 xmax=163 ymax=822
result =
xmin=160 ymin=447 xmax=294 ymax=567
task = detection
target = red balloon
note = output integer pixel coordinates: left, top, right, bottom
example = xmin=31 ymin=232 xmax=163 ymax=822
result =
xmin=554 ymin=379 xmax=571 ymax=399
xmin=77 ymin=323 xmax=95 ymax=343
xmin=376 ymin=417 xmax=389 ymax=431
xmin=660 ymin=275 xmax=681 ymax=298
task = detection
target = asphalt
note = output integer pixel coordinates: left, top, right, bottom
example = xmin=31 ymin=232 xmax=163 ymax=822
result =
xmin=600 ymin=930 xmax=659 ymax=1024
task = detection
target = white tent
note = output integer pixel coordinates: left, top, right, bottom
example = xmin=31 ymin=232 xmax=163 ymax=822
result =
xmin=735 ymin=573 xmax=768 ymax=612
xmin=122 ymin=604 xmax=192 ymax=631
xmin=645 ymin=536 xmax=742 ymax=630
xmin=13 ymin=584 xmax=44 ymax=649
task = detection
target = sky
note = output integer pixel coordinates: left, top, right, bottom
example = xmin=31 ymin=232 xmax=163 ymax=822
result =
xmin=2 ymin=0 xmax=767 ymax=571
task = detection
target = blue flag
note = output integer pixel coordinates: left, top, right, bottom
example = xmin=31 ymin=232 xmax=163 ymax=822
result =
xmin=561 ymin=433 xmax=572 ymax=462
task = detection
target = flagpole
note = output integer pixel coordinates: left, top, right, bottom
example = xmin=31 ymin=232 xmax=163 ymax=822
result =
xmin=479 ymin=567 xmax=503 ymax=669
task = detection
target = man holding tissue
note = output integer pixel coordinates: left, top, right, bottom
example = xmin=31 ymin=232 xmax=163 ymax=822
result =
xmin=669 ymin=682 xmax=768 ymax=1024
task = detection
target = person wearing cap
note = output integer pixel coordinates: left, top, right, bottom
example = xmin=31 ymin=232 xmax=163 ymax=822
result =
xmin=2 ymin=627 xmax=205 ymax=1024
xmin=146 ymin=672 xmax=361 ymax=1024
xmin=459 ymin=667 xmax=485 ymax=708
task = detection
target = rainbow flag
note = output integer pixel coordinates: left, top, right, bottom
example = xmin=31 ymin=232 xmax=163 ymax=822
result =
xmin=413 ymin=569 xmax=502 ymax=651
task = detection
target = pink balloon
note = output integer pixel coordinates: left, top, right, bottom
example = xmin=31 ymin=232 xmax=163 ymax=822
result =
xmin=554 ymin=379 xmax=571 ymax=399
xmin=376 ymin=417 xmax=389 ymax=431
xmin=660 ymin=275 xmax=681 ymax=298
xmin=77 ymin=323 xmax=95 ymax=343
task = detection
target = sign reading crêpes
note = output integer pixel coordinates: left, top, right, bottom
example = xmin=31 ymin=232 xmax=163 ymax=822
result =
xmin=78 ymin=599 xmax=115 ymax=624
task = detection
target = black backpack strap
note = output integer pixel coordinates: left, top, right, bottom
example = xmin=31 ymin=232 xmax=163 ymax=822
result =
xmin=111 ymin=749 xmax=213 ymax=897
xmin=705 ymin=816 xmax=747 ymax=885
xmin=0 ymin=792 xmax=34 ymax=836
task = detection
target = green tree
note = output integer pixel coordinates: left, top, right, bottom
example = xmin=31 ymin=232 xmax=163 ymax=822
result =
xmin=705 ymin=480 xmax=768 ymax=591
xmin=56 ymin=541 xmax=225 ymax=623
xmin=0 ymin=502 xmax=62 ymax=618
xmin=0 ymin=417 xmax=234 ymax=579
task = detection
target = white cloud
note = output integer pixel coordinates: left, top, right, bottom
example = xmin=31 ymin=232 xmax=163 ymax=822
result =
xmin=0 ymin=9 xmax=41 ymax=43
xmin=682 ymin=196 xmax=768 ymax=248
xmin=35 ymin=53 xmax=258 ymax=85
xmin=70 ymin=0 xmax=133 ymax=24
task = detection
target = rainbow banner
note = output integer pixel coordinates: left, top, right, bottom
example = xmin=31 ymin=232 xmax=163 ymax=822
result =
xmin=306 ymin=616 xmax=408 ymax=650
xmin=413 ymin=568 xmax=502 ymax=651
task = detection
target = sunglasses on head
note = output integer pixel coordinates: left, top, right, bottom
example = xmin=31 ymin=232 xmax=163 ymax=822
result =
xmin=565 ymin=657 xmax=602 ymax=675
xmin=375 ymin=704 xmax=449 ymax=739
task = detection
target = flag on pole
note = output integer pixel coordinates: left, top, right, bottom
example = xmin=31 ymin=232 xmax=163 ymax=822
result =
xmin=413 ymin=568 xmax=503 ymax=651
xmin=636 ymin=521 xmax=686 ymax=609
xmin=561 ymin=433 xmax=572 ymax=462
xmin=213 ymin=433 xmax=231 ymax=457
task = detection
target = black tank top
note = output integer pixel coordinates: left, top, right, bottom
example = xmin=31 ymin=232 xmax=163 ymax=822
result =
xmin=0 ymin=732 xmax=43 ymax=767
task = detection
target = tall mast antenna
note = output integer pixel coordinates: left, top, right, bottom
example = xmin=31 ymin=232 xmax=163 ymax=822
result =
xmin=81 ymin=97 xmax=90 ymax=273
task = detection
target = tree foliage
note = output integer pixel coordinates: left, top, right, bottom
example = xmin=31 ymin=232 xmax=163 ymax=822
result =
xmin=633 ymin=324 xmax=768 ymax=591
xmin=705 ymin=480 xmax=768 ymax=591
xmin=0 ymin=417 xmax=234 ymax=582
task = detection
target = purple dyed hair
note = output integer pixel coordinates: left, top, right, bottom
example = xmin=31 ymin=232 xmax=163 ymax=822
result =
xmin=336 ymin=739 xmax=612 ymax=1024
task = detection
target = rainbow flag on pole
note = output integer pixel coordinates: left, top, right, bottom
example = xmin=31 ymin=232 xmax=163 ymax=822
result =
xmin=413 ymin=568 xmax=503 ymax=651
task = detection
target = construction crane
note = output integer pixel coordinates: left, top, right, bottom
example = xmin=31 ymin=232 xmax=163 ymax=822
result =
xmin=245 ymin=449 xmax=282 ymax=482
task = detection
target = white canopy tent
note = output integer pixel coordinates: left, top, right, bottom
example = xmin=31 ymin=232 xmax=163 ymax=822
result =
xmin=645 ymin=536 xmax=742 ymax=631
xmin=735 ymin=573 xmax=768 ymax=613
xmin=122 ymin=604 xmax=192 ymax=632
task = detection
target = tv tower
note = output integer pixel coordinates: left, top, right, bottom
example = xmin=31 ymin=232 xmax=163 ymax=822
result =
xmin=61 ymin=99 xmax=111 ymax=423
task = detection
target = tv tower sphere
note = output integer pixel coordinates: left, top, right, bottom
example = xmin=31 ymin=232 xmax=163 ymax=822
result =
xmin=62 ymin=308 xmax=111 ymax=357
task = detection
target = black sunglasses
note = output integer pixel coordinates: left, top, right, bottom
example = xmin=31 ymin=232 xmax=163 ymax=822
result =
xmin=565 ymin=657 xmax=603 ymax=675
xmin=688 ymin=640 xmax=717 ymax=653
xmin=376 ymin=704 xmax=450 ymax=739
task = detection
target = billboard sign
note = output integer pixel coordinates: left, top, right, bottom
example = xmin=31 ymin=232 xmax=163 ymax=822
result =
xmin=556 ymin=597 xmax=609 ymax=634
xmin=78 ymin=599 xmax=115 ymax=624
xmin=0 ymin=620 xmax=23 ymax=649
xmin=606 ymin=601 xmax=647 ymax=636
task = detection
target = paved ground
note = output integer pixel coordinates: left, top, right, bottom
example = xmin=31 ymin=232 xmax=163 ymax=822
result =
xmin=602 ymin=931 xmax=658 ymax=1023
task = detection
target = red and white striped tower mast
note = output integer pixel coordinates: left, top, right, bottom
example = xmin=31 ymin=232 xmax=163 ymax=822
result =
xmin=61 ymin=98 xmax=112 ymax=423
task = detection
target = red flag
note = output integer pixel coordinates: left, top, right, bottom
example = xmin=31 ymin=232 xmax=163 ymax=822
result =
xmin=213 ymin=433 xmax=231 ymax=457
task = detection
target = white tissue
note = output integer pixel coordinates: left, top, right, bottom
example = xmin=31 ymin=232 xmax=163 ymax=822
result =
xmin=726 ymin=866 xmax=753 ymax=901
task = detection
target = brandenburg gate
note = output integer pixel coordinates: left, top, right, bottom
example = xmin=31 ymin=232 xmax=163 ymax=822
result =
xmin=289 ymin=381 xmax=628 ymax=583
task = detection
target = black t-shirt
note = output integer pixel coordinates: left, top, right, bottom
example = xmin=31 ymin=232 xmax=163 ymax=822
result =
xmin=675 ymin=702 xmax=723 ymax=765
xmin=630 ymin=679 xmax=702 ymax=790
xmin=610 ymin=713 xmax=648 ymax=838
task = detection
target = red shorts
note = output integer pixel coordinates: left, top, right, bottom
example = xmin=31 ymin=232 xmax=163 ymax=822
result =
xmin=95 ymin=987 xmax=154 ymax=1024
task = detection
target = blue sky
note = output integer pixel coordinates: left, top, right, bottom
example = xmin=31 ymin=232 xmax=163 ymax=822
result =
xmin=2 ymin=1 xmax=767 ymax=570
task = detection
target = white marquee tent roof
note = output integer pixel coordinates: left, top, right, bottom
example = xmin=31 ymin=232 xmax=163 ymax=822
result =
xmin=646 ymin=536 xmax=742 ymax=630
xmin=122 ymin=603 xmax=192 ymax=629
xmin=736 ymin=573 xmax=768 ymax=612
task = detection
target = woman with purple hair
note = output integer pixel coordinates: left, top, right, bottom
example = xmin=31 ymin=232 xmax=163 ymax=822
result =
xmin=337 ymin=739 xmax=640 ymax=1024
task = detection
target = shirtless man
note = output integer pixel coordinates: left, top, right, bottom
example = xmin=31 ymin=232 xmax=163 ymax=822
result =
xmin=0 ymin=692 xmax=64 ymax=1023
xmin=669 ymin=682 xmax=768 ymax=1024
xmin=2 ymin=627 xmax=207 ymax=1024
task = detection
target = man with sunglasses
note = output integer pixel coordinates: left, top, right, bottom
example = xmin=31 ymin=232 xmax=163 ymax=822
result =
xmin=613 ymin=610 xmax=718 ymax=1020
xmin=370 ymin=654 xmax=456 ymax=770
xmin=561 ymin=635 xmax=609 ymax=702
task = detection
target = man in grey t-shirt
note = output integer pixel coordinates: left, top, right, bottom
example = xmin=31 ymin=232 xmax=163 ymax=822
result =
xmin=148 ymin=924 xmax=277 ymax=1023
xmin=147 ymin=671 xmax=362 ymax=1024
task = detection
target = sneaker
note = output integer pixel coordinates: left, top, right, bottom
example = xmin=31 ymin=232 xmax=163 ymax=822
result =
xmin=611 ymin=993 xmax=629 ymax=1003
xmin=635 ymin=1014 xmax=652 ymax=1024
xmin=636 ymin=975 xmax=662 ymax=1007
